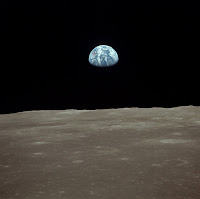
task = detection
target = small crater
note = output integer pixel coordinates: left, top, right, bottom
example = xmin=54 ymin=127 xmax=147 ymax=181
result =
xmin=152 ymin=158 xmax=189 ymax=168
xmin=33 ymin=153 xmax=43 ymax=155
xmin=172 ymin=133 xmax=182 ymax=136
xmin=160 ymin=139 xmax=187 ymax=144
xmin=73 ymin=151 xmax=81 ymax=154
xmin=89 ymin=191 xmax=95 ymax=195
xmin=72 ymin=160 xmax=84 ymax=164
xmin=3 ymin=165 xmax=10 ymax=168
xmin=121 ymin=157 xmax=129 ymax=161
xmin=33 ymin=141 xmax=48 ymax=145
xmin=79 ymin=135 xmax=87 ymax=138
xmin=152 ymin=164 xmax=162 ymax=167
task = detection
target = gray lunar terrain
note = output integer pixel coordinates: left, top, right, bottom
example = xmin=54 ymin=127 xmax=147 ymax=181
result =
xmin=0 ymin=106 xmax=200 ymax=199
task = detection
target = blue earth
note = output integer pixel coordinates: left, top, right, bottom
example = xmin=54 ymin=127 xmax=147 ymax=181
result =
xmin=88 ymin=45 xmax=119 ymax=67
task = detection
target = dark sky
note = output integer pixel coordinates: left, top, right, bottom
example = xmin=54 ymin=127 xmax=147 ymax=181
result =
xmin=0 ymin=1 xmax=199 ymax=113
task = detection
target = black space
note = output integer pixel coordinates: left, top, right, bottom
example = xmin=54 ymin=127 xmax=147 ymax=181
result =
xmin=0 ymin=1 xmax=199 ymax=113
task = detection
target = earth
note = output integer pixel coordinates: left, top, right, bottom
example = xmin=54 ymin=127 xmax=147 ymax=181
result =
xmin=88 ymin=45 xmax=119 ymax=67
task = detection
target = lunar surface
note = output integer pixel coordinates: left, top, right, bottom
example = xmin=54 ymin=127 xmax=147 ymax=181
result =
xmin=0 ymin=106 xmax=200 ymax=199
